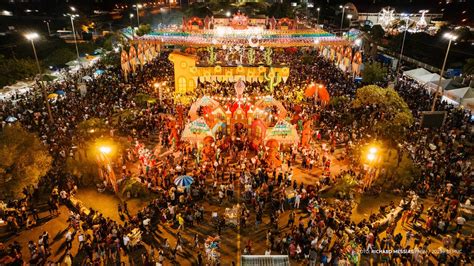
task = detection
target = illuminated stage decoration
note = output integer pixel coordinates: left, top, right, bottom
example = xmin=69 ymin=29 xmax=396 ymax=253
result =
xmin=168 ymin=52 xmax=290 ymax=103
xmin=135 ymin=28 xmax=347 ymax=48
xmin=231 ymin=11 xmax=249 ymax=29
xmin=378 ymin=7 xmax=395 ymax=29
xmin=416 ymin=10 xmax=428 ymax=30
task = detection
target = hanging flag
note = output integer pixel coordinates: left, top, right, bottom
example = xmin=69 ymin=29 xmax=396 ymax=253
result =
xmin=121 ymin=49 xmax=130 ymax=80
xmin=137 ymin=42 xmax=145 ymax=69
xmin=129 ymin=45 xmax=137 ymax=73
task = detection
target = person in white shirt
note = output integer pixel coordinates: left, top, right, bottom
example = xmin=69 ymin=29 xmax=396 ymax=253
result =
xmin=456 ymin=216 xmax=466 ymax=231
xmin=123 ymin=235 xmax=130 ymax=251
xmin=65 ymin=230 xmax=73 ymax=250
xmin=294 ymin=194 xmax=301 ymax=209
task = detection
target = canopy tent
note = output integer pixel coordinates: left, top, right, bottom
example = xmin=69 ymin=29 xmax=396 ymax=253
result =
xmin=460 ymin=98 xmax=474 ymax=111
xmin=65 ymin=58 xmax=88 ymax=67
xmin=188 ymin=96 xmax=221 ymax=120
xmin=181 ymin=117 xmax=214 ymax=142
xmin=443 ymin=87 xmax=474 ymax=103
xmin=403 ymin=68 xmax=431 ymax=80
xmin=255 ymin=96 xmax=287 ymax=119
xmin=416 ymin=73 xmax=440 ymax=83
xmin=424 ymin=79 xmax=453 ymax=94
xmin=0 ymin=81 xmax=35 ymax=101
xmin=264 ymin=120 xmax=300 ymax=144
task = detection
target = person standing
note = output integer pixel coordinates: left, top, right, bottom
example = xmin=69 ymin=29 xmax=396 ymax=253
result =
xmin=65 ymin=230 xmax=73 ymax=250
xmin=456 ymin=215 xmax=466 ymax=232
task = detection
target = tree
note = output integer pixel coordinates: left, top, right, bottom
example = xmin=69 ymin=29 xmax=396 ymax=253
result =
xmin=101 ymin=52 xmax=120 ymax=67
xmin=76 ymin=118 xmax=109 ymax=140
xmin=0 ymin=55 xmax=38 ymax=87
xmin=136 ymin=24 xmax=152 ymax=37
xmin=453 ymin=27 xmax=471 ymax=42
xmin=43 ymin=48 xmax=76 ymax=67
xmin=352 ymin=85 xmax=414 ymax=140
xmin=267 ymin=2 xmax=294 ymax=18
xmin=463 ymin=58 xmax=474 ymax=76
xmin=362 ymin=62 xmax=387 ymax=84
xmin=0 ymin=125 xmax=52 ymax=199
xmin=362 ymin=25 xmax=385 ymax=58
xmin=370 ymin=25 xmax=385 ymax=42
xmin=184 ymin=3 xmax=212 ymax=17
xmin=134 ymin=93 xmax=157 ymax=107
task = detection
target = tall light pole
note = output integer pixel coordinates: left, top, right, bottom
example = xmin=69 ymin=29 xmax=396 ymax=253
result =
xmin=43 ymin=20 xmax=51 ymax=36
xmin=347 ymin=14 xmax=353 ymax=28
xmin=129 ymin=13 xmax=135 ymax=38
xmin=316 ymin=7 xmax=320 ymax=25
xmin=339 ymin=5 xmax=347 ymax=34
xmin=134 ymin=3 xmax=143 ymax=27
xmin=24 ymin=33 xmax=54 ymax=123
xmin=431 ymin=32 xmax=457 ymax=111
xmin=66 ymin=7 xmax=80 ymax=62
xmin=396 ymin=14 xmax=410 ymax=76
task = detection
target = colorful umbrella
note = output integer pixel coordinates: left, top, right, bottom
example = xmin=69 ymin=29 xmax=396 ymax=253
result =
xmin=47 ymin=93 xmax=58 ymax=99
xmin=174 ymin=175 xmax=194 ymax=187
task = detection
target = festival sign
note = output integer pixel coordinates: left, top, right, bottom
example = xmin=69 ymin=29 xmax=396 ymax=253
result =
xmin=265 ymin=120 xmax=299 ymax=144
xmin=181 ymin=117 xmax=214 ymax=142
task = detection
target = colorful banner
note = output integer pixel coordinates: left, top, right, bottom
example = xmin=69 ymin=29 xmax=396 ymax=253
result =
xmin=129 ymin=45 xmax=137 ymax=73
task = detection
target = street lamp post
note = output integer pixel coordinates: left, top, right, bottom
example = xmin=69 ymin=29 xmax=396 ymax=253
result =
xmin=346 ymin=14 xmax=353 ymax=28
xmin=134 ymin=3 xmax=143 ymax=27
xmin=66 ymin=7 xmax=80 ymax=62
xmin=339 ymin=5 xmax=347 ymax=34
xmin=395 ymin=14 xmax=411 ymax=77
xmin=431 ymin=33 xmax=457 ymax=111
xmin=43 ymin=20 xmax=51 ymax=36
xmin=316 ymin=7 xmax=320 ymax=25
xmin=24 ymin=33 xmax=54 ymax=123
xmin=365 ymin=146 xmax=379 ymax=189
xmin=129 ymin=13 xmax=135 ymax=38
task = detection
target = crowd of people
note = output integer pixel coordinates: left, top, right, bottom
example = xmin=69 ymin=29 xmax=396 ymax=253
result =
xmin=0 ymin=45 xmax=472 ymax=265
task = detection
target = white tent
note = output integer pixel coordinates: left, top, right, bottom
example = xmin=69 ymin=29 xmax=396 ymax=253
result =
xmin=403 ymin=68 xmax=431 ymax=80
xmin=0 ymin=81 xmax=35 ymax=101
xmin=460 ymin=98 xmax=474 ymax=111
xmin=425 ymin=79 xmax=452 ymax=94
xmin=416 ymin=73 xmax=441 ymax=83
xmin=443 ymin=87 xmax=474 ymax=102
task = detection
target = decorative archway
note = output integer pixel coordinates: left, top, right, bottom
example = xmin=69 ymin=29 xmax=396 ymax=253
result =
xmin=277 ymin=18 xmax=294 ymax=30
xmin=187 ymin=17 xmax=204 ymax=30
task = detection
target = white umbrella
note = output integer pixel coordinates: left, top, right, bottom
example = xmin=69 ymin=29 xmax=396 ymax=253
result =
xmin=5 ymin=116 xmax=18 ymax=123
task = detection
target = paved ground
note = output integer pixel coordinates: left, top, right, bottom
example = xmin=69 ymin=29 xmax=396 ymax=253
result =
xmin=4 ymin=144 xmax=472 ymax=265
